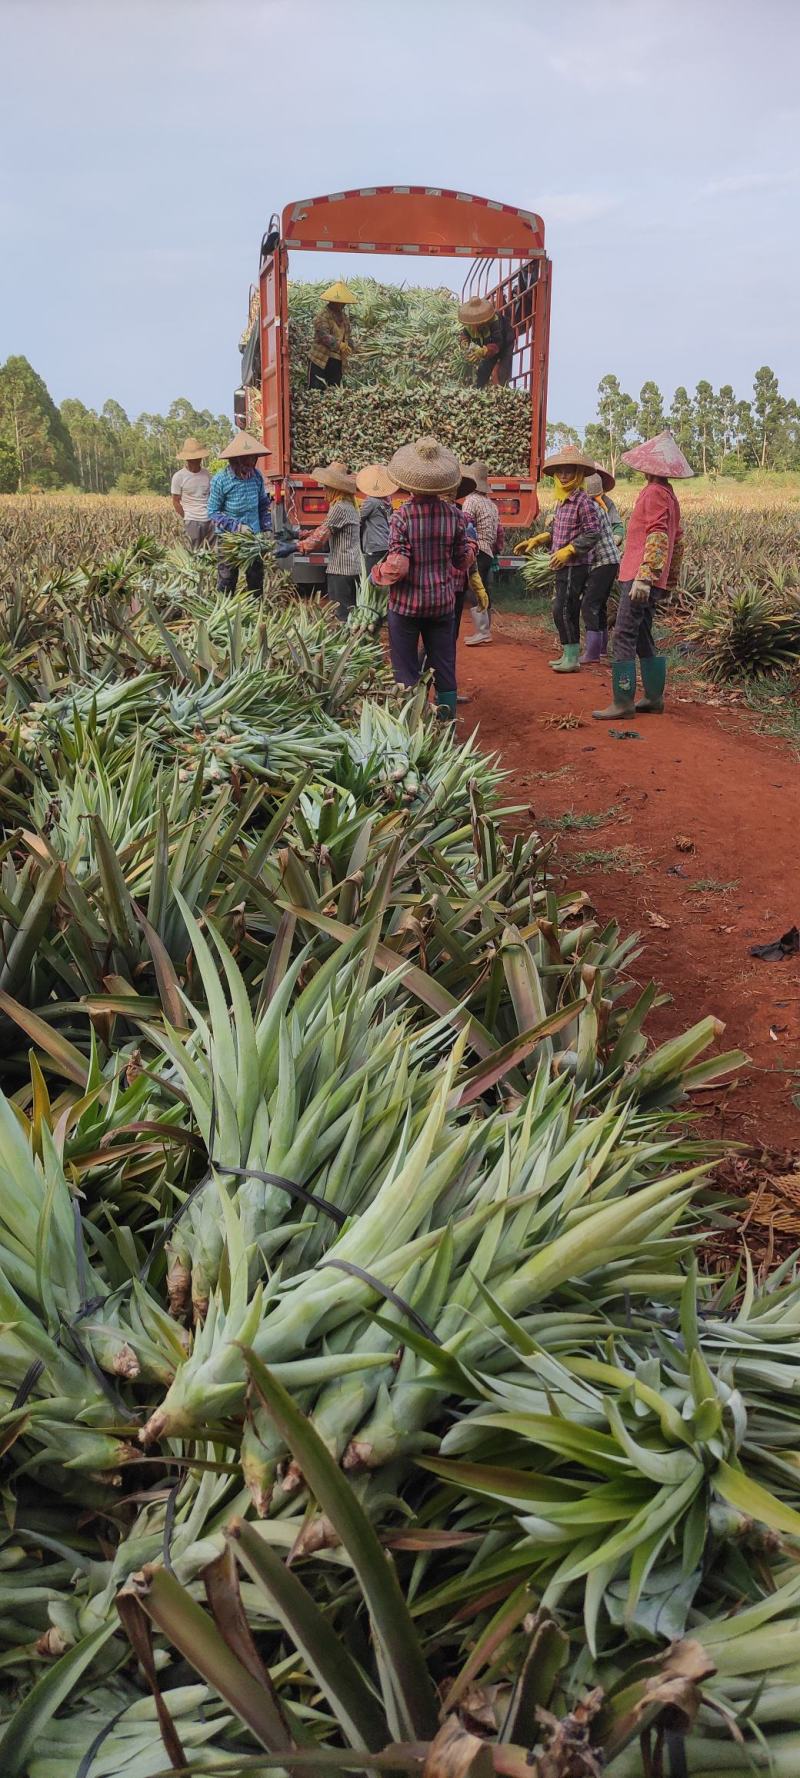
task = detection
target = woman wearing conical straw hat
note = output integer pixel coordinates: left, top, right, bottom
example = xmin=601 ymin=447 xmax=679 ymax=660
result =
xmin=593 ymin=431 xmax=693 ymax=720
xmin=208 ymin=432 xmax=272 ymax=593
xmin=578 ymin=466 xmax=620 ymax=664
xmin=515 ymin=448 xmax=602 ymax=673
xmin=458 ymin=297 xmax=513 ymax=388
xmin=171 ymin=437 xmax=212 ymax=550
xmin=308 ymin=281 xmax=357 ymax=392
xmin=293 ymin=462 xmax=361 ymax=621
xmin=356 ymin=464 xmax=399 ymax=578
xmin=370 ymin=438 xmax=471 ymax=721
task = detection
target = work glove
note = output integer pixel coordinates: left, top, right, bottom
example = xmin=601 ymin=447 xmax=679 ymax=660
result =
xmin=464 ymin=346 xmax=483 ymax=364
xmin=551 ymin=544 xmax=576 ymax=570
xmin=514 ymin=532 xmax=550 ymax=555
xmin=469 ymin=568 xmax=489 ymax=610
xmin=629 ymin=577 xmax=652 ymax=605
xmin=275 ymin=540 xmax=298 ymax=559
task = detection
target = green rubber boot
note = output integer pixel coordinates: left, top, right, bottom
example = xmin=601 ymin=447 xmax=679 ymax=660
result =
xmin=436 ymin=689 xmax=458 ymax=721
xmin=593 ymin=660 xmax=637 ymax=721
xmin=550 ymin=642 xmax=581 ymax=674
xmin=636 ymin=655 xmax=667 ymax=713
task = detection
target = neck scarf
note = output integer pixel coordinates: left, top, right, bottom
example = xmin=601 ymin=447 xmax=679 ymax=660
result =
xmin=552 ymin=472 xmax=584 ymax=503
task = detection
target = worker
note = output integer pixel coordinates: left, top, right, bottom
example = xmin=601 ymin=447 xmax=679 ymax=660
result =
xmin=356 ymin=463 xmax=399 ymax=577
xmin=171 ymin=437 xmax=212 ymax=549
xmin=292 ymin=462 xmax=361 ymax=621
xmin=461 ymin=459 xmax=504 ymax=646
xmin=594 ymin=430 xmax=693 ymax=721
xmin=458 ymin=297 xmax=513 ymax=388
xmin=370 ymin=436 xmax=470 ymax=721
xmin=308 ymin=281 xmax=357 ymax=391
xmin=515 ymin=449 xmax=601 ymax=672
xmin=208 ymin=431 xmax=271 ymax=593
xmin=579 ymin=468 xmax=620 ymax=663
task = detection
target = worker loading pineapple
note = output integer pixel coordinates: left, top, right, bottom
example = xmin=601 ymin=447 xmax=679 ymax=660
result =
xmin=458 ymin=294 xmax=514 ymax=387
xmin=307 ymin=280 xmax=358 ymax=391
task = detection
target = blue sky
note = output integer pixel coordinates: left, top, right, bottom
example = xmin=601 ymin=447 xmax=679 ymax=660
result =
xmin=2 ymin=0 xmax=798 ymax=430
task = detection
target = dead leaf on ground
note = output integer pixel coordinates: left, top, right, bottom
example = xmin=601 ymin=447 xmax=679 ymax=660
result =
xmin=648 ymin=911 xmax=671 ymax=929
xmin=541 ymin=713 xmax=584 ymax=730
xmin=674 ymin=834 xmax=695 ymax=852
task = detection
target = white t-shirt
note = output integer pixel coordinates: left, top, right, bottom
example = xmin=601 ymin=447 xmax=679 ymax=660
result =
xmin=171 ymin=468 xmax=210 ymax=522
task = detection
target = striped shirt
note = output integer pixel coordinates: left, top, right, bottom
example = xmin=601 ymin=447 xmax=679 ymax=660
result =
xmin=386 ymin=496 xmax=469 ymax=618
xmin=208 ymin=467 xmax=271 ymax=533
xmin=462 ymin=492 xmax=504 ymax=555
xmin=302 ymin=500 xmax=361 ymax=576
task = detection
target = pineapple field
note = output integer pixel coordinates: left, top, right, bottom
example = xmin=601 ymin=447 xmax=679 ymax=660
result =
xmin=0 ymin=499 xmax=799 ymax=1775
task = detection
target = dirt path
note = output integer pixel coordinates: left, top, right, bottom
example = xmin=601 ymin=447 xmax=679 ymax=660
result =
xmin=457 ymin=614 xmax=800 ymax=1154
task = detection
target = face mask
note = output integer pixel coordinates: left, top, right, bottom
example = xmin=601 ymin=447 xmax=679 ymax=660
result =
xmin=553 ymin=472 xmax=584 ymax=502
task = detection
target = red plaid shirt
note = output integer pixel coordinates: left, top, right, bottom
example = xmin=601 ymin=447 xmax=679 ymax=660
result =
xmin=386 ymin=496 xmax=470 ymax=617
xmin=550 ymin=488 xmax=601 ymax=556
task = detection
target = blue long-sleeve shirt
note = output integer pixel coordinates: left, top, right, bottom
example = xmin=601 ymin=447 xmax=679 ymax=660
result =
xmin=208 ymin=466 xmax=271 ymax=533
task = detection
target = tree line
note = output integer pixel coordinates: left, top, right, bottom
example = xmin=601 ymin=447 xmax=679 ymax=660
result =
xmin=1 ymin=354 xmax=798 ymax=495
xmin=0 ymin=357 xmax=230 ymax=494
xmin=548 ymin=366 xmax=799 ymax=478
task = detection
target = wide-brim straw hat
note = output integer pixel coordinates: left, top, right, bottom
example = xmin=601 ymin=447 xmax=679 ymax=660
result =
xmin=463 ymin=459 xmax=491 ymax=494
xmin=356 ymin=463 xmax=399 ymax=499
xmin=458 ymin=296 xmax=495 ymax=329
xmin=220 ymin=431 xmax=269 ymax=460
xmin=542 ymin=448 xmax=598 ymax=478
xmin=622 ymin=431 xmax=695 ymax=479
xmin=589 ymin=462 xmax=615 ymax=492
xmin=389 ymin=437 xmax=463 ymax=496
xmin=313 ymin=459 xmax=358 ymax=495
xmin=451 ymin=465 xmax=477 ymax=500
xmin=321 ymin=280 xmax=357 ymax=305
xmin=177 ymin=436 xmax=209 ymax=461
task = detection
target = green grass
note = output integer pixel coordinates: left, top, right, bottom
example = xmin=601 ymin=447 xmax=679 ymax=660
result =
xmin=569 ymin=846 xmax=645 ymax=875
xmin=742 ymin=672 xmax=800 ymax=751
xmin=542 ymin=805 xmax=620 ymax=833
xmin=686 ymin=878 xmax=739 ymax=894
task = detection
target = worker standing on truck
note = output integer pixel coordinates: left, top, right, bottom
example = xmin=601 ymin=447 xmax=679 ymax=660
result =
xmin=171 ymin=437 xmax=212 ymax=549
xmin=308 ymin=281 xmax=357 ymax=391
xmin=208 ymin=431 xmax=271 ymax=594
xmin=371 ymin=437 xmax=470 ymax=721
xmin=594 ymin=431 xmax=693 ymax=721
xmin=356 ymin=464 xmax=398 ymax=576
xmin=291 ymin=462 xmax=361 ymax=620
xmin=461 ymin=459 xmax=504 ymax=646
xmin=458 ymin=297 xmax=513 ymax=388
xmin=579 ymin=468 xmax=620 ymax=664
xmin=514 ymin=449 xmax=601 ymax=674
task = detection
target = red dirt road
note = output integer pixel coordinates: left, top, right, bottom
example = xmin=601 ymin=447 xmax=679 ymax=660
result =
xmin=458 ymin=615 xmax=800 ymax=1153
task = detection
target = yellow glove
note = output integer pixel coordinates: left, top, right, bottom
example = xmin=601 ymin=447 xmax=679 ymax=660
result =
xmin=514 ymin=531 xmax=551 ymax=556
xmin=339 ymin=342 xmax=352 ymax=359
xmin=551 ymin=543 xmax=576 ymax=570
xmin=469 ymin=567 xmax=489 ymax=610
xmin=465 ymin=346 xmax=482 ymax=364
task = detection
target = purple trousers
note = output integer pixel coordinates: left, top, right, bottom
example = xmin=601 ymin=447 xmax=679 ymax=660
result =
xmin=387 ymin=610 xmax=457 ymax=697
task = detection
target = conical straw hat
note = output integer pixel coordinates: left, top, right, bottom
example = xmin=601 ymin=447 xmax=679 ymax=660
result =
xmin=356 ymin=463 xmax=399 ymax=499
xmin=452 ymin=464 xmax=477 ymax=500
xmin=176 ymin=436 xmax=210 ymax=460
xmin=389 ymin=437 xmax=463 ymax=496
xmin=312 ymin=460 xmax=358 ymax=495
xmin=220 ymin=431 xmax=269 ymax=460
xmin=458 ymin=296 xmax=495 ymax=328
xmin=463 ymin=459 xmax=491 ymax=494
xmin=321 ymin=281 xmax=357 ymax=304
xmin=622 ymin=431 xmax=694 ymax=479
xmin=588 ymin=462 xmax=615 ymax=492
xmin=542 ymin=447 xmax=598 ymax=478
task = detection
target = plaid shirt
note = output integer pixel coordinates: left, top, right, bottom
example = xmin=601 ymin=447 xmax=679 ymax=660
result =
xmin=462 ymin=492 xmax=504 ymax=555
xmin=386 ymin=496 xmax=469 ymax=617
xmin=588 ymin=501 xmax=620 ymax=570
xmin=208 ymin=467 xmax=271 ymax=533
xmin=301 ymin=500 xmax=360 ymax=576
xmin=550 ymin=488 xmax=601 ymax=557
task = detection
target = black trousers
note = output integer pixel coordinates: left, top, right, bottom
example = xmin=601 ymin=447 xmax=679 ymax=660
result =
xmin=308 ymin=358 xmax=343 ymax=391
xmin=364 ymin=551 xmax=387 ymax=578
xmin=582 ymin=562 xmax=617 ymax=631
xmin=552 ymin=564 xmax=588 ymax=645
xmin=217 ymin=553 xmax=264 ymax=595
xmin=475 ymin=348 xmax=513 ymax=389
xmin=453 ymin=585 xmax=466 ymax=640
xmin=613 ymin=579 xmax=662 ymax=661
xmin=326 ymin=573 xmax=357 ymax=621
xmin=388 ymin=611 xmax=456 ymax=697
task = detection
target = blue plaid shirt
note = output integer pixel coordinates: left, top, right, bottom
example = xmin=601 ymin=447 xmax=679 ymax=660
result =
xmin=208 ymin=467 xmax=272 ymax=534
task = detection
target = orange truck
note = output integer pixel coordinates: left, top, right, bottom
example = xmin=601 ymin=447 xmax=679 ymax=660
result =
xmin=235 ymin=185 xmax=552 ymax=566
